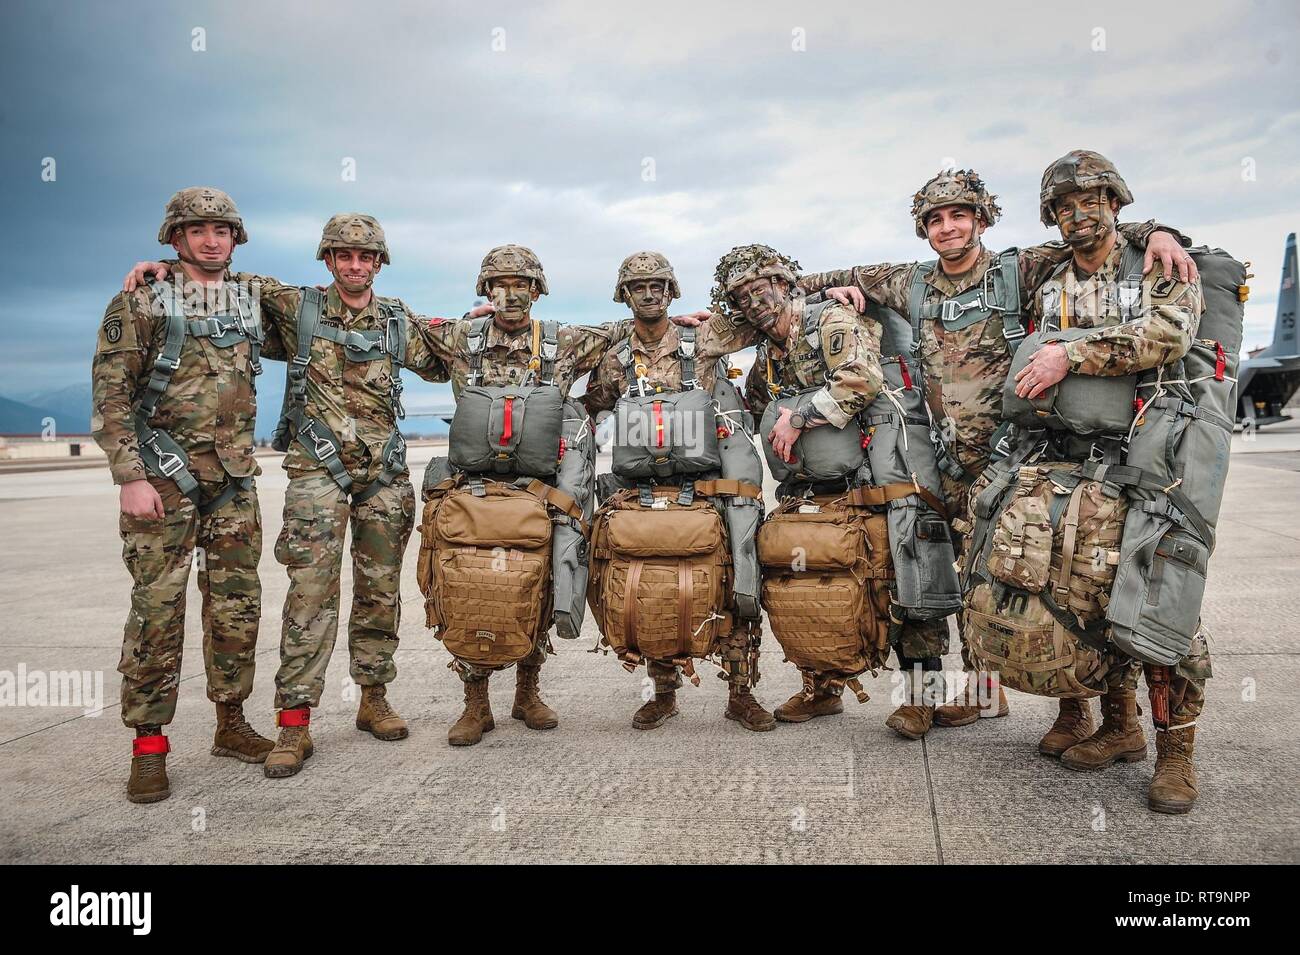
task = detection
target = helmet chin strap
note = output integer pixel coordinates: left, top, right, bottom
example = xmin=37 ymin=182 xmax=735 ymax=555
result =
xmin=933 ymin=207 xmax=982 ymax=261
xmin=325 ymin=251 xmax=377 ymax=293
xmin=176 ymin=231 xmax=229 ymax=275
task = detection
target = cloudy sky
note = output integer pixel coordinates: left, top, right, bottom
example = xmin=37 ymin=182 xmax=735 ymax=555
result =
xmin=2 ymin=0 xmax=1297 ymax=424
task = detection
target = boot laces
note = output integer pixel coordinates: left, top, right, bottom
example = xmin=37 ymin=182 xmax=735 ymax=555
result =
xmin=136 ymin=753 xmax=166 ymax=780
xmin=367 ymin=690 xmax=396 ymax=721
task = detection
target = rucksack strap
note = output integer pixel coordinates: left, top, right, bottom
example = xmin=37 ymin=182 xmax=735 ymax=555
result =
xmin=535 ymin=319 xmax=559 ymax=386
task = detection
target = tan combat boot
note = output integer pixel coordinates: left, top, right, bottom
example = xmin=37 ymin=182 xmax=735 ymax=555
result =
xmin=1038 ymin=697 xmax=1097 ymax=757
xmin=449 ymin=676 xmax=494 ymax=746
xmin=127 ymin=729 xmax=171 ymax=804
xmin=886 ymin=703 xmax=935 ymax=740
xmin=725 ymin=683 xmax=776 ymax=732
xmin=512 ymin=663 xmax=558 ymax=730
xmin=264 ymin=707 xmax=314 ymax=778
xmin=934 ymin=673 xmax=1010 ymax=727
xmin=774 ymin=675 xmax=844 ymax=723
xmin=1060 ymin=687 xmax=1146 ymax=771
xmin=1148 ymin=725 xmax=1198 ymax=814
xmin=633 ymin=689 xmax=679 ymax=730
xmin=355 ymin=684 xmax=409 ymax=741
xmin=211 ymin=701 xmax=274 ymax=763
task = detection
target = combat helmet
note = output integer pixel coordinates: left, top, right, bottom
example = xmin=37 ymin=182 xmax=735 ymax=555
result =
xmin=476 ymin=244 xmax=549 ymax=296
xmin=157 ymin=187 xmax=248 ymax=244
xmin=1039 ymin=150 xmax=1134 ymax=226
xmin=910 ymin=169 xmax=1002 ymax=238
xmin=710 ymin=244 xmax=801 ymax=321
xmin=613 ymin=251 xmax=681 ymax=303
xmin=316 ymin=213 xmax=390 ymax=263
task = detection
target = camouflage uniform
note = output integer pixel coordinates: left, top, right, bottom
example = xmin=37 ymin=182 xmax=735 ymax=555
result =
xmin=247 ymin=278 xmax=452 ymax=709
xmin=583 ymin=293 xmax=763 ymax=699
xmin=93 ymin=190 xmax=277 ymax=732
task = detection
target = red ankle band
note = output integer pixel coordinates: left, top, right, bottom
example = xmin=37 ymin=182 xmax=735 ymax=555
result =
xmin=277 ymin=707 xmax=310 ymax=727
xmin=132 ymin=734 xmax=170 ymax=757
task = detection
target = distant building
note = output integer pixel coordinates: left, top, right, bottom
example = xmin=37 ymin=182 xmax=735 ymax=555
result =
xmin=0 ymin=434 xmax=105 ymax=461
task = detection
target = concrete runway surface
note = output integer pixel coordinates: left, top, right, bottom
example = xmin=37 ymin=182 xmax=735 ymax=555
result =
xmin=2 ymin=425 xmax=1298 ymax=864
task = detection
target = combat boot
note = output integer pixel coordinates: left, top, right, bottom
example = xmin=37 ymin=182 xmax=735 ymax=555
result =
xmin=774 ymin=675 xmax=844 ymax=723
xmin=934 ymin=673 xmax=1010 ymax=727
xmin=885 ymin=704 xmax=935 ymax=740
xmin=1038 ymin=697 xmax=1096 ymax=757
xmin=127 ymin=729 xmax=171 ymax=804
xmin=1148 ymin=725 xmax=1198 ymax=814
xmin=725 ymin=683 xmax=776 ymax=732
xmin=264 ymin=707 xmax=314 ymax=778
xmin=449 ymin=676 xmax=494 ymax=746
xmin=1060 ymin=687 xmax=1146 ymax=771
xmin=211 ymin=701 xmax=274 ymax=763
xmin=512 ymin=663 xmax=558 ymax=730
xmin=355 ymin=684 xmax=409 ymax=741
xmin=633 ymin=689 xmax=679 ymax=730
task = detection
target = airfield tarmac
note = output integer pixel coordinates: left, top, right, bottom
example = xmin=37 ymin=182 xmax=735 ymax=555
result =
xmin=1 ymin=425 xmax=1297 ymax=864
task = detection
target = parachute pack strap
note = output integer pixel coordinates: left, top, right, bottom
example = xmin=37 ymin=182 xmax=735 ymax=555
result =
xmin=466 ymin=316 xmax=491 ymax=386
xmin=677 ymin=326 xmax=698 ymax=389
xmin=1118 ymin=238 xmax=1147 ymax=284
xmin=994 ymin=248 xmax=1026 ymax=349
xmin=198 ymin=474 xmax=254 ymax=517
xmin=237 ymin=284 xmax=264 ymax=376
xmin=1038 ymin=585 xmax=1110 ymax=653
xmin=1079 ymin=461 xmax=1214 ymax=546
xmin=846 ymin=482 xmax=948 ymax=520
xmin=295 ymin=417 xmax=353 ymax=494
xmin=133 ymin=418 xmax=201 ymax=505
xmin=289 ymin=288 xmax=324 ymax=404
xmin=538 ymin=319 xmax=559 ymax=385
xmin=908 ymin=262 xmax=936 ymax=335
xmin=139 ymin=283 xmax=189 ymax=419
xmin=617 ymin=341 xmax=639 ymax=390
xmin=352 ymin=429 xmax=408 ymax=504
xmin=382 ymin=302 xmax=408 ymax=369
xmin=692 ymin=479 xmax=762 ymax=501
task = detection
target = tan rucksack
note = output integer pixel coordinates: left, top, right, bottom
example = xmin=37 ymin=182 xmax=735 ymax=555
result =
xmin=417 ymin=476 xmax=581 ymax=668
xmin=757 ymin=492 xmax=893 ymax=678
xmin=964 ymin=462 xmax=1132 ymax=698
xmin=588 ymin=481 xmax=756 ymax=674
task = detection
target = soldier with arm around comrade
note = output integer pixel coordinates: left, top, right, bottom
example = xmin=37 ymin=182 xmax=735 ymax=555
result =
xmin=799 ymin=167 xmax=1197 ymax=742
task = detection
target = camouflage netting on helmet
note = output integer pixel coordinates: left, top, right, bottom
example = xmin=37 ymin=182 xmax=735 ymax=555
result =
xmin=1039 ymin=149 xmax=1134 ymax=226
xmin=317 ymin=213 xmax=390 ymax=263
xmin=613 ymin=250 xmax=681 ymax=303
xmin=910 ymin=169 xmax=1002 ymax=238
xmin=477 ymin=244 xmax=548 ymax=296
xmin=710 ymin=244 xmax=801 ymax=319
xmin=157 ymin=186 xmax=248 ymax=244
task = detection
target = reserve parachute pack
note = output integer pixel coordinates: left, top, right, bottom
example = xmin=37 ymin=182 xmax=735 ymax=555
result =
xmin=273 ymin=287 xmax=409 ymax=502
xmin=448 ymin=317 xmax=565 ymax=478
xmin=755 ymin=299 xmax=959 ymax=686
xmin=965 ymin=243 xmax=1243 ymax=693
xmin=587 ymin=335 xmax=765 ymax=677
xmin=137 ymin=279 xmax=263 ymax=514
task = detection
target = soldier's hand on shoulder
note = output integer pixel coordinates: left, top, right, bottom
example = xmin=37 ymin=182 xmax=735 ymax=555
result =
xmin=123 ymin=261 xmax=169 ymax=293
xmin=826 ymin=286 xmax=866 ymax=313
xmin=670 ymin=309 xmax=712 ymax=327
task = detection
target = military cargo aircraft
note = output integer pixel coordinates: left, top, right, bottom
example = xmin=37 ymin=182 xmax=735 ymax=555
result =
xmin=1238 ymin=232 xmax=1300 ymax=426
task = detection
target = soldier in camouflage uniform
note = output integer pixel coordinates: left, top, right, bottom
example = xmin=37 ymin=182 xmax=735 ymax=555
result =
xmin=716 ymin=244 xmax=921 ymax=727
xmin=94 ymin=187 xmax=278 ymax=803
xmin=418 ymin=245 xmax=707 ymax=746
xmin=1016 ymin=151 xmax=1211 ymax=813
xmin=582 ymin=251 xmax=775 ymax=731
xmin=125 ymin=214 xmax=478 ymax=778
xmin=798 ymin=168 xmax=1196 ymax=742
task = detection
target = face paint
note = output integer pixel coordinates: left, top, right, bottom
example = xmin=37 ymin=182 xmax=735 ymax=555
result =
xmin=626 ymin=280 xmax=668 ymax=323
xmin=1055 ymin=188 xmax=1116 ymax=252
xmin=490 ymin=279 xmax=534 ymax=330
xmin=732 ymin=276 xmax=791 ymax=334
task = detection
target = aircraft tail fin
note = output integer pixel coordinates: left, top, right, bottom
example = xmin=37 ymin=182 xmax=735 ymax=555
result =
xmin=1261 ymin=232 xmax=1298 ymax=358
